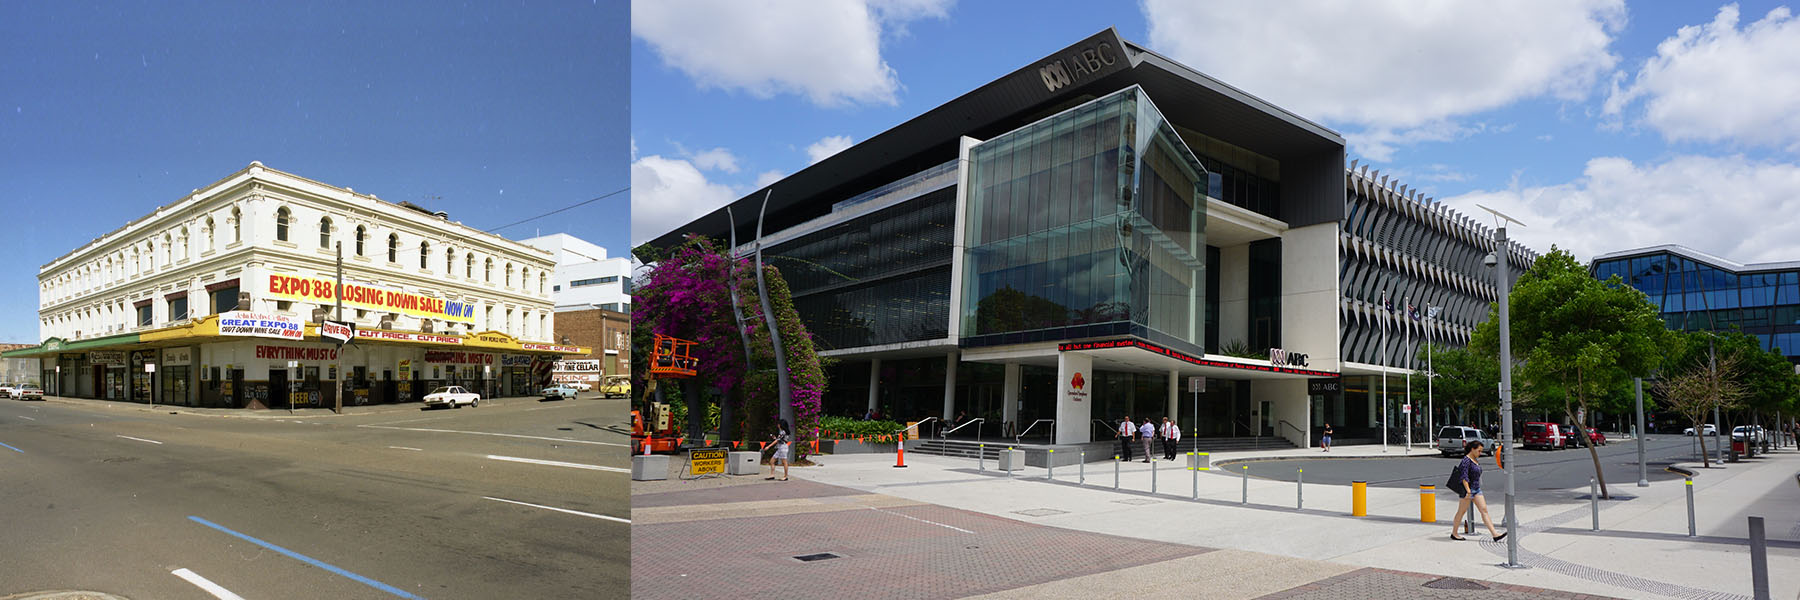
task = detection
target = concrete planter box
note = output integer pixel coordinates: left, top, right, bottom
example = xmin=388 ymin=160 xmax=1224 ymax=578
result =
xmin=728 ymin=451 xmax=760 ymax=475
xmin=632 ymin=454 xmax=669 ymax=481
xmin=1022 ymin=446 xmax=1087 ymax=468
xmin=826 ymin=439 xmax=898 ymax=454
xmin=998 ymin=449 xmax=1027 ymax=471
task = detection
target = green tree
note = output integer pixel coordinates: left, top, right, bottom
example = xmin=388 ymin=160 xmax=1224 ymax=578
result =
xmin=1410 ymin=342 xmax=1500 ymax=428
xmin=1471 ymin=248 xmax=1666 ymax=498
xmin=1663 ymin=328 xmax=1797 ymax=454
xmin=1654 ymin=332 xmax=1749 ymax=468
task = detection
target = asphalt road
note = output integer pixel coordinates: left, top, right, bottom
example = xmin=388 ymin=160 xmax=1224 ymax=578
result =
xmin=0 ymin=393 xmax=630 ymax=599
xmin=1223 ymin=437 xmax=1709 ymax=502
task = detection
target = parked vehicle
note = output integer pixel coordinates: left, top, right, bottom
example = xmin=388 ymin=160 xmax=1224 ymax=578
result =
xmin=541 ymin=384 xmax=579 ymax=401
xmin=0 ymin=384 xmax=15 ymax=398
xmin=600 ymin=375 xmax=630 ymax=399
xmin=1731 ymin=425 xmax=1767 ymax=443
xmin=1436 ymin=426 xmax=1499 ymax=457
xmin=1522 ymin=422 xmax=1573 ymax=450
xmin=566 ymin=381 xmax=592 ymax=392
xmin=1684 ymin=424 xmax=1718 ymax=436
xmin=1582 ymin=428 xmax=1607 ymax=446
xmin=12 ymin=384 xmax=43 ymax=400
xmin=422 ymin=386 xmax=480 ymax=409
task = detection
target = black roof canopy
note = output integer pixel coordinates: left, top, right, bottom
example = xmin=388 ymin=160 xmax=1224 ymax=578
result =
xmin=644 ymin=28 xmax=1346 ymax=252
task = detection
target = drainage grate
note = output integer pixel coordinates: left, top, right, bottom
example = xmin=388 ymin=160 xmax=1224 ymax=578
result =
xmin=1423 ymin=577 xmax=1489 ymax=590
xmin=1011 ymin=508 xmax=1069 ymax=517
xmin=1111 ymin=498 xmax=1162 ymax=506
xmin=792 ymin=552 xmax=843 ymax=563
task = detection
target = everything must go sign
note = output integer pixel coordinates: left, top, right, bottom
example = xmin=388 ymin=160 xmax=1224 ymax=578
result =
xmin=218 ymin=312 xmax=303 ymax=340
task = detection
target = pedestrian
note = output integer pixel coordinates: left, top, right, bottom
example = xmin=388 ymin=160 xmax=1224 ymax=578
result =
xmin=1161 ymin=417 xmax=1179 ymax=460
xmin=767 ymin=419 xmax=792 ymax=481
xmin=1448 ymin=440 xmax=1507 ymax=542
xmin=1139 ymin=418 xmax=1156 ymax=463
xmin=1321 ymin=423 xmax=1333 ymax=452
xmin=1118 ymin=415 xmax=1134 ymax=462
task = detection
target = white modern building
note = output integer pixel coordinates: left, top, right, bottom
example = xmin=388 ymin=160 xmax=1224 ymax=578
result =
xmin=6 ymin=162 xmax=588 ymax=407
xmin=521 ymin=233 xmax=632 ymax=313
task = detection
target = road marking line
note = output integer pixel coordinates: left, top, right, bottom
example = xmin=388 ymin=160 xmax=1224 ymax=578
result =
xmin=482 ymin=496 xmax=630 ymax=524
xmin=116 ymin=435 xmax=163 ymax=445
xmin=388 ymin=446 xmax=423 ymax=451
xmin=0 ymin=441 xmax=21 ymax=453
xmin=17 ymin=416 xmax=34 ymax=421
xmin=868 ymin=506 xmax=975 ymax=534
xmin=187 ymin=516 xmax=422 ymax=599
xmin=171 ymin=568 xmax=246 ymax=600
xmin=358 ymin=424 xmax=628 ymax=447
xmin=485 ymin=454 xmax=630 ymax=473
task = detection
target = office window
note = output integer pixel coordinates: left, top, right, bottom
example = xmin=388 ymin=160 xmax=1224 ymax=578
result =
xmin=570 ymin=276 xmax=618 ymax=287
xmin=276 ymin=207 xmax=290 ymax=242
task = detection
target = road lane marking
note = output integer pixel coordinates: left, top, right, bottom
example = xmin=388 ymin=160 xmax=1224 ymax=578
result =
xmin=388 ymin=446 xmax=423 ymax=451
xmin=482 ymin=496 xmax=630 ymax=524
xmin=358 ymin=424 xmax=627 ymax=447
xmin=867 ymin=506 xmax=975 ymax=534
xmin=171 ymin=568 xmax=246 ymax=600
xmin=116 ymin=435 xmax=164 ymax=445
xmin=0 ymin=441 xmax=21 ymax=453
xmin=486 ymin=454 xmax=630 ymax=473
xmin=187 ymin=516 xmax=422 ymax=599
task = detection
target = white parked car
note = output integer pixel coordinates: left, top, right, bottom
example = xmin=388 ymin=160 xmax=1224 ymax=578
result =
xmin=12 ymin=384 xmax=43 ymax=400
xmin=422 ymin=386 xmax=480 ymax=409
xmin=0 ymin=384 xmax=15 ymax=398
xmin=1684 ymin=424 xmax=1718 ymax=436
xmin=567 ymin=381 xmax=593 ymax=392
xmin=1731 ymin=425 xmax=1766 ymax=443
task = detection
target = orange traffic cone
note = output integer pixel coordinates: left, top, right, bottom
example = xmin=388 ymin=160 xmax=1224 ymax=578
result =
xmin=894 ymin=442 xmax=908 ymax=468
xmin=642 ymin=440 xmax=651 ymax=455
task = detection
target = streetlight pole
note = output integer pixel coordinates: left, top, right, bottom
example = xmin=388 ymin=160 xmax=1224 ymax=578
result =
xmin=1481 ymin=205 xmax=1523 ymax=568
xmin=1405 ymin=296 xmax=1412 ymax=454
xmin=1426 ymin=305 xmax=1436 ymax=445
xmin=1381 ymin=290 xmax=1389 ymax=453
xmin=1636 ymin=377 xmax=1649 ymax=487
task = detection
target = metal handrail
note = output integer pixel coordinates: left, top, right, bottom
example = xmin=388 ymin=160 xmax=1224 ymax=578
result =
xmin=1016 ymin=419 xmax=1054 ymax=445
xmin=940 ymin=418 xmax=985 ymax=444
xmin=894 ymin=416 xmax=938 ymax=439
xmin=1278 ymin=419 xmax=1306 ymax=439
xmin=1092 ymin=419 xmax=1115 ymax=440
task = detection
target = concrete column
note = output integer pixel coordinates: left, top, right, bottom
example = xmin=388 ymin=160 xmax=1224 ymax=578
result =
xmin=1002 ymin=363 xmax=1020 ymax=432
xmin=1166 ymin=368 xmax=1179 ymax=427
xmin=942 ymin=352 xmax=958 ymax=424
xmin=867 ymin=358 xmax=881 ymax=413
xmin=1055 ymin=351 xmax=1093 ymax=444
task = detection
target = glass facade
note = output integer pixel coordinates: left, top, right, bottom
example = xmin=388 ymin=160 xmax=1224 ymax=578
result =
xmin=1595 ymin=251 xmax=1800 ymax=359
xmin=960 ymin=86 xmax=1210 ymax=354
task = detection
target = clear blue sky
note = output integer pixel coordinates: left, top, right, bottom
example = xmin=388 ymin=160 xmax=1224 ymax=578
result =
xmin=0 ymin=1 xmax=630 ymax=344
xmin=632 ymin=1 xmax=1800 ymax=270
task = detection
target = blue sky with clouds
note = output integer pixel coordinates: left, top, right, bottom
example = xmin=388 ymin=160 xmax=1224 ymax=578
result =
xmin=0 ymin=1 xmax=630 ymax=344
xmin=631 ymin=1 xmax=1800 ymax=271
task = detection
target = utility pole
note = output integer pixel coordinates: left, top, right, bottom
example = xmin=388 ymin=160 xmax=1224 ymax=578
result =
xmin=334 ymin=241 xmax=345 ymax=415
xmin=1480 ymin=203 xmax=1524 ymax=569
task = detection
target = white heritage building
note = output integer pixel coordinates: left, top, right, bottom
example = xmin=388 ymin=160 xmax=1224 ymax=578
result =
xmin=8 ymin=162 xmax=587 ymax=408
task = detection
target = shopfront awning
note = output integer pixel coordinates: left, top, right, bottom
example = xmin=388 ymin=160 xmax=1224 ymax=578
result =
xmin=0 ymin=316 xmax=591 ymax=358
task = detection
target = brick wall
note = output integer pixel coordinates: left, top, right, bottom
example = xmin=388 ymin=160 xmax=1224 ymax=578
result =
xmin=553 ymin=308 xmax=629 ymax=376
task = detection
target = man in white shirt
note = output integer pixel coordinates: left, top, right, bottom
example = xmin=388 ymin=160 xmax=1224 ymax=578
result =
xmin=1117 ymin=416 xmax=1135 ymax=461
xmin=1161 ymin=417 xmax=1181 ymax=460
xmin=1139 ymin=419 xmax=1156 ymax=463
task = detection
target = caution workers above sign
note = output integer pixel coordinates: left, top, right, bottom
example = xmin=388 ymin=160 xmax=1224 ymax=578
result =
xmin=689 ymin=448 xmax=726 ymax=475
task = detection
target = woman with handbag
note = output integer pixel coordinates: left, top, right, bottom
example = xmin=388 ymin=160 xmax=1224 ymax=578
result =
xmin=1448 ymin=440 xmax=1507 ymax=541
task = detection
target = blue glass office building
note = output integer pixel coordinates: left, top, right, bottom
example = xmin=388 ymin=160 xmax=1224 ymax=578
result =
xmin=1593 ymin=245 xmax=1800 ymax=361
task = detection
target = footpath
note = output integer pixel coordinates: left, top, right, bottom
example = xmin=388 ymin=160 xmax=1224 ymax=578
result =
xmin=34 ymin=394 xmax=546 ymax=419
xmin=782 ymin=441 xmax=1800 ymax=600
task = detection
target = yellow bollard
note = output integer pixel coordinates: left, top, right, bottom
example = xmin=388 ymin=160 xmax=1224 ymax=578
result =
xmin=1352 ymin=481 xmax=1368 ymax=517
xmin=1420 ymin=484 xmax=1437 ymax=522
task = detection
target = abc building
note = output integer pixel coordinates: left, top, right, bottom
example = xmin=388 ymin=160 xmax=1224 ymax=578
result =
xmin=643 ymin=29 xmax=1535 ymax=450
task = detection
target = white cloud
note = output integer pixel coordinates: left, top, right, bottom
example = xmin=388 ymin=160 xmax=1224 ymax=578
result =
xmin=1441 ymin=154 xmax=1800 ymax=263
xmin=1142 ymin=0 xmax=1623 ymax=159
xmin=686 ymin=147 xmax=741 ymax=173
xmin=805 ymin=135 xmax=855 ymax=165
xmin=753 ymin=169 xmax=785 ymax=188
xmin=630 ymin=155 xmax=741 ymax=246
xmin=631 ymin=0 xmax=952 ymax=107
xmin=1604 ymin=5 xmax=1800 ymax=151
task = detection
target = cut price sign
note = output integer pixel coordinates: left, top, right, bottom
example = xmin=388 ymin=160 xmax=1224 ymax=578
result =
xmin=265 ymin=274 xmax=475 ymax=324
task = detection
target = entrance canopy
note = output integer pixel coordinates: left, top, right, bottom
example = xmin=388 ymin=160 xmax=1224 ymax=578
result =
xmin=962 ymin=337 xmax=1337 ymax=381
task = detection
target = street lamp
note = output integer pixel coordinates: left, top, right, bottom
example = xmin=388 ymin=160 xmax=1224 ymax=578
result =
xmin=1479 ymin=204 xmax=1524 ymax=569
xmin=1380 ymin=289 xmax=1389 ymax=454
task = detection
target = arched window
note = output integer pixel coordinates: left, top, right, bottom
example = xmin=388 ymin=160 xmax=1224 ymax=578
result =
xmin=276 ymin=207 xmax=290 ymax=242
xmin=319 ymin=217 xmax=332 ymax=248
xmin=231 ymin=208 xmax=242 ymax=243
xmin=179 ymin=227 xmax=190 ymax=261
xmin=520 ymin=267 xmax=529 ymax=290
xmin=466 ymin=253 xmax=474 ymax=278
xmin=355 ymin=226 xmax=366 ymax=256
xmin=204 ymin=217 xmax=215 ymax=252
xmin=388 ymin=234 xmax=399 ymax=263
xmin=539 ymin=273 xmax=547 ymax=295
xmin=420 ymin=242 xmax=431 ymax=269
xmin=445 ymin=247 xmax=454 ymax=274
xmin=162 ymin=234 xmax=172 ymax=266
xmin=485 ymin=258 xmax=493 ymax=282
xmin=505 ymin=263 xmax=513 ymax=287
xmin=146 ymin=241 xmax=156 ymax=271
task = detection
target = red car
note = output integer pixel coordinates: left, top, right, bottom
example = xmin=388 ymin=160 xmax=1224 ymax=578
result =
xmin=1522 ymin=422 xmax=1573 ymax=450
xmin=1578 ymin=427 xmax=1606 ymax=446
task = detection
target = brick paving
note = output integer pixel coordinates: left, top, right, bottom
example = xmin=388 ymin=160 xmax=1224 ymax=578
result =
xmin=631 ymin=479 xmax=1213 ymax=600
xmin=1257 ymin=567 xmax=1624 ymax=600
xmin=633 ymin=477 xmax=864 ymax=508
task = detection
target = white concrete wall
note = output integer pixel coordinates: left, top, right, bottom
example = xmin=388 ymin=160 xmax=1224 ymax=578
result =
xmin=1218 ymin=244 xmax=1250 ymax=347
xmin=1255 ymin=378 xmax=1312 ymax=448
xmin=1055 ymin=352 xmax=1093 ymax=444
xmin=1280 ymin=222 xmax=1342 ymax=372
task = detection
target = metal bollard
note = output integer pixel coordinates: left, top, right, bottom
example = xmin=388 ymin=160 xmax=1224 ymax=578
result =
xmin=1007 ymin=446 xmax=1014 ymax=479
xmin=1466 ymin=503 xmax=1475 ymax=534
xmin=1590 ymin=477 xmax=1600 ymax=531
xmin=978 ymin=443 xmax=985 ymax=472
xmin=1047 ymin=449 xmax=1055 ymax=481
xmin=1190 ymin=452 xmax=1198 ymax=500
xmin=1419 ymin=485 xmax=1436 ymax=522
xmin=1241 ymin=465 xmax=1248 ymax=504
xmin=1685 ymin=477 xmax=1697 ymax=537
xmin=1114 ymin=455 xmax=1120 ymax=490
xmin=1151 ymin=458 xmax=1158 ymax=494
xmin=1079 ymin=451 xmax=1085 ymax=484
xmin=1352 ymin=481 xmax=1367 ymax=517
xmin=1751 ymin=516 xmax=1771 ymax=600
xmin=1296 ymin=468 xmax=1304 ymax=509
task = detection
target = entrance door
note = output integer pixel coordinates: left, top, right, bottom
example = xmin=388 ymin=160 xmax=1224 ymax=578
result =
xmin=229 ymin=369 xmax=244 ymax=408
xmin=268 ymin=369 xmax=289 ymax=409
